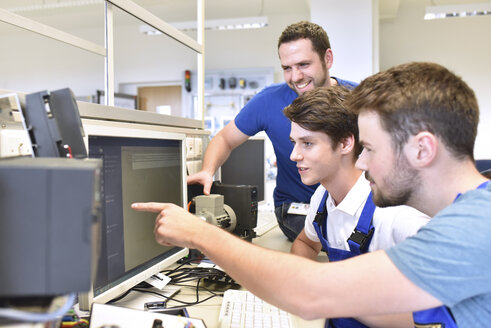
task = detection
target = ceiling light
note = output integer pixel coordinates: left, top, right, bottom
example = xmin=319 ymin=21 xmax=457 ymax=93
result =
xmin=424 ymin=2 xmax=491 ymax=20
xmin=8 ymin=0 xmax=102 ymax=13
xmin=140 ymin=16 xmax=268 ymax=34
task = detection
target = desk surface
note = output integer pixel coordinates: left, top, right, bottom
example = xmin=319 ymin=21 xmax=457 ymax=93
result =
xmin=107 ymin=224 xmax=324 ymax=328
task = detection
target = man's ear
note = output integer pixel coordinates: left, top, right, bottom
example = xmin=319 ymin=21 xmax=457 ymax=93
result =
xmin=405 ymin=132 xmax=438 ymax=168
xmin=324 ymin=48 xmax=334 ymax=70
xmin=339 ymin=135 xmax=355 ymax=155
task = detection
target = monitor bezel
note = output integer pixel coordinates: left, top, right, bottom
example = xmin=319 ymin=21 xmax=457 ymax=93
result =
xmin=78 ymin=119 xmax=189 ymax=311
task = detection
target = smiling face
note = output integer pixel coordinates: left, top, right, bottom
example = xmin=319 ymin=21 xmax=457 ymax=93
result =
xmin=279 ymin=38 xmax=332 ymax=95
xmin=289 ymin=122 xmax=342 ymax=187
xmin=356 ymin=111 xmax=421 ymax=207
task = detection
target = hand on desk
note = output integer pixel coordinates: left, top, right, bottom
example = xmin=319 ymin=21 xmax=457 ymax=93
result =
xmin=131 ymin=202 xmax=211 ymax=249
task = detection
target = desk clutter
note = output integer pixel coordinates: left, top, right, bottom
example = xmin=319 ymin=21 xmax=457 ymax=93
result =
xmin=164 ymin=258 xmax=240 ymax=292
xmin=89 ymin=290 xmax=296 ymax=328
xmin=89 ymin=303 xmax=206 ymax=328
xmin=81 ymin=258 xmax=294 ymax=328
xmin=86 ymin=258 xmax=240 ymax=327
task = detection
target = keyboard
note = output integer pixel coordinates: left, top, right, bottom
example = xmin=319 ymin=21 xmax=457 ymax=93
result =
xmin=218 ymin=289 xmax=295 ymax=328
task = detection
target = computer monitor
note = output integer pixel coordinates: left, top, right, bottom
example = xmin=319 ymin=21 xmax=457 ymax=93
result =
xmin=78 ymin=122 xmax=189 ymax=311
xmin=220 ymin=137 xmax=265 ymax=202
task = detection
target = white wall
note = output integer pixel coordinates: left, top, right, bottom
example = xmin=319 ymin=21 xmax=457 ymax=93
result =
xmin=0 ymin=26 xmax=105 ymax=97
xmin=311 ymin=0 xmax=378 ymax=83
xmin=206 ymin=14 xmax=307 ymax=71
xmin=380 ymin=0 xmax=491 ymax=159
xmin=0 ymin=12 xmax=309 ymax=97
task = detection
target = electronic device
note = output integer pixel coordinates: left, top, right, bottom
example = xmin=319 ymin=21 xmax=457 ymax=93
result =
xmin=21 ymin=88 xmax=87 ymax=159
xmin=188 ymin=182 xmax=258 ymax=241
xmin=201 ymin=268 xmax=240 ymax=291
xmin=228 ymin=77 xmax=237 ymax=89
xmin=78 ymin=123 xmax=189 ymax=311
xmin=211 ymin=182 xmax=258 ymax=240
xmin=218 ymin=289 xmax=295 ymax=328
xmin=143 ymin=287 xmax=181 ymax=312
xmin=0 ymin=157 xmax=102 ymax=298
xmin=0 ymin=93 xmax=17 ymax=125
xmin=145 ymin=303 xmax=188 ymax=316
xmin=184 ymin=70 xmax=192 ymax=92
xmin=194 ymin=194 xmax=237 ymax=232
xmin=219 ymin=78 xmax=226 ymax=89
xmin=146 ymin=305 xmax=188 ymax=317
xmin=144 ymin=301 xmax=172 ymax=312
xmin=220 ymin=137 xmax=265 ymax=202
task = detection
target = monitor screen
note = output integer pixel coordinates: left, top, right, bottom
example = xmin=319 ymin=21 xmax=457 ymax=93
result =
xmin=78 ymin=122 xmax=188 ymax=311
xmin=220 ymin=137 xmax=265 ymax=202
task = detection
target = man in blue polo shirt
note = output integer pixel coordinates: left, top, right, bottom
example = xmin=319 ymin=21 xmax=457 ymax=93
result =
xmin=188 ymin=21 xmax=357 ymax=241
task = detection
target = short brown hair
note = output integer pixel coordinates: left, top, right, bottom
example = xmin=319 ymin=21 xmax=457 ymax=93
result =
xmin=348 ymin=62 xmax=479 ymax=160
xmin=283 ymin=86 xmax=362 ymax=160
xmin=278 ymin=21 xmax=331 ymax=62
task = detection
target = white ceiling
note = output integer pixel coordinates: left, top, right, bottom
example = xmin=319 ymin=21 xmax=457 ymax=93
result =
xmin=1 ymin=0 xmax=490 ymax=29
xmin=1 ymin=0 xmax=308 ymax=21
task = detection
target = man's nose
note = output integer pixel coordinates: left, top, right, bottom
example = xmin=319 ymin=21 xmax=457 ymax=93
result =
xmin=355 ymin=148 xmax=367 ymax=171
xmin=290 ymin=147 xmax=302 ymax=162
xmin=291 ymin=67 xmax=304 ymax=82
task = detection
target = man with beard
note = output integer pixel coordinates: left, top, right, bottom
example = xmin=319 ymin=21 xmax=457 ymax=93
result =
xmin=133 ymin=62 xmax=490 ymax=327
xmin=286 ymin=86 xmax=429 ymax=327
xmin=187 ymin=21 xmax=357 ymax=241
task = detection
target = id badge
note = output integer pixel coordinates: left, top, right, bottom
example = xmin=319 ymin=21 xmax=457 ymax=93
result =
xmin=287 ymin=202 xmax=309 ymax=215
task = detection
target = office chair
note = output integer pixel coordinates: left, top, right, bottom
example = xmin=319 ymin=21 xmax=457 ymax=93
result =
xmin=475 ymin=159 xmax=491 ymax=179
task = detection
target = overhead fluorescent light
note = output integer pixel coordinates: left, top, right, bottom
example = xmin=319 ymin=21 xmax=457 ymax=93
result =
xmin=8 ymin=0 xmax=102 ymax=13
xmin=140 ymin=16 xmax=268 ymax=35
xmin=424 ymin=2 xmax=491 ymax=20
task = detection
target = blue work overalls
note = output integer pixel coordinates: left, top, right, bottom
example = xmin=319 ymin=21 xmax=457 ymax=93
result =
xmin=412 ymin=180 xmax=490 ymax=328
xmin=312 ymin=191 xmax=376 ymax=328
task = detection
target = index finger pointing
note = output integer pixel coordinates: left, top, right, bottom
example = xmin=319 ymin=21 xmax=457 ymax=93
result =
xmin=131 ymin=202 xmax=169 ymax=213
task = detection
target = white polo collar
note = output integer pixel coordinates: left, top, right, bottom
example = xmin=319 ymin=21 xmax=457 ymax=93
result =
xmin=326 ymin=173 xmax=371 ymax=217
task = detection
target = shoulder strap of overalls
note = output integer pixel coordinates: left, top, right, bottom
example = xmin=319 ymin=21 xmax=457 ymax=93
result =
xmin=477 ymin=180 xmax=490 ymax=189
xmin=313 ymin=191 xmax=330 ymax=248
xmin=455 ymin=180 xmax=489 ymax=200
xmin=347 ymin=191 xmax=376 ymax=255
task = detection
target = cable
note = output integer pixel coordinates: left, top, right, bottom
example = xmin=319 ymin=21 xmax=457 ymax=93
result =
xmin=0 ymin=293 xmax=75 ymax=323
xmin=107 ymin=262 xmax=233 ymax=307
xmin=163 ymin=265 xmax=235 ymax=285
xmin=106 ymin=289 xmax=133 ymax=304
xmin=132 ymin=287 xmax=221 ymax=307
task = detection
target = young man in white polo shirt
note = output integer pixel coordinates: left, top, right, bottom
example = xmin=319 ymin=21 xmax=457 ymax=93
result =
xmin=285 ymin=86 xmax=429 ymax=328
